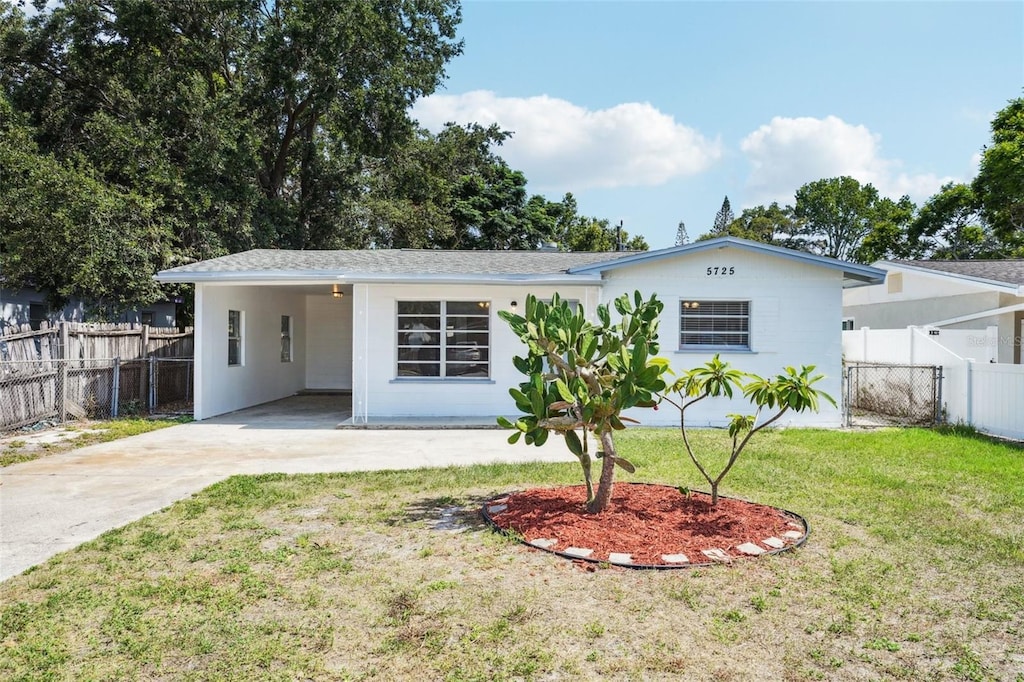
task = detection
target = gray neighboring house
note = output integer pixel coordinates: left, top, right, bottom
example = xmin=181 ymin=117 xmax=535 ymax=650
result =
xmin=842 ymin=259 xmax=1024 ymax=364
xmin=0 ymin=285 xmax=178 ymax=334
xmin=156 ymin=237 xmax=884 ymax=425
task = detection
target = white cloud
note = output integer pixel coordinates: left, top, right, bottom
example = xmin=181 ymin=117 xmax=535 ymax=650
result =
xmin=740 ymin=115 xmax=957 ymax=206
xmin=413 ymin=90 xmax=721 ymax=191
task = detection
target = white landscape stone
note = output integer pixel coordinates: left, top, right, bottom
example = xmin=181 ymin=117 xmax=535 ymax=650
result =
xmin=701 ymin=548 xmax=732 ymax=563
xmin=661 ymin=553 xmax=690 ymax=564
xmin=783 ymin=530 xmax=804 ymax=540
xmin=487 ymin=504 xmax=508 ymax=514
xmin=563 ymin=547 xmax=594 ymax=559
xmin=608 ymin=553 xmax=633 ymax=564
xmin=762 ymin=537 xmax=785 ymax=549
xmin=737 ymin=542 xmax=766 ymax=556
xmin=530 ymin=538 xmax=558 ymax=549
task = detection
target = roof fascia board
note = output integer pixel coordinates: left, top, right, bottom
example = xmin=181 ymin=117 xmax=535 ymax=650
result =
xmin=154 ymin=271 xmax=602 ymax=286
xmin=570 ymin=237 xmax=885 ymax=283
xmin=878 ymin=261 xmax=1022 ymax=295
xmin=929 ymin=302 xmax=1024 ymax=327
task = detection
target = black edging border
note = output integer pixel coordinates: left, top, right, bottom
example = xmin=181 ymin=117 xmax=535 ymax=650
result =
xmin=480 ymin=482 xmax=811 ymax=570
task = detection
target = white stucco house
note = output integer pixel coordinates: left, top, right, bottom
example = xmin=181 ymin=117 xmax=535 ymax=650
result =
xmin=154 ymin=237 xmax=884 ymax=426
xmin=842 ymin=260 xmax=1024 ymax=364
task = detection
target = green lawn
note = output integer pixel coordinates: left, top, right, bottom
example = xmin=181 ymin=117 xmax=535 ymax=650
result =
xmin=1 ymin=428 xmax=1022 ymax=681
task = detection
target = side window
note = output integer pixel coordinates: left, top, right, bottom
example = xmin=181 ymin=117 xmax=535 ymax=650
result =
xmin=228 ymin=310 xmax=243 ymax=366
xmin=281 ymin=315 xmax=293 ymax=362
xmin=842 ymin=318 xmax=855 ymax=331
xmin=140 ymin=311 xmax=154 ymax=326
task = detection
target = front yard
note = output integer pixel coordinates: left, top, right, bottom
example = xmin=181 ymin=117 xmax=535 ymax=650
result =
xmin=1 ymin=428 xmax=1021 ymax=681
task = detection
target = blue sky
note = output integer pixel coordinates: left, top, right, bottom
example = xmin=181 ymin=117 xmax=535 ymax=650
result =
xmin=413 ymin=0 xmax=1024 ymax=248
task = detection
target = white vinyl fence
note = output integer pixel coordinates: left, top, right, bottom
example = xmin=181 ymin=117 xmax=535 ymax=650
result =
xmin=844 ymin=326 xmax=1023 ymax=441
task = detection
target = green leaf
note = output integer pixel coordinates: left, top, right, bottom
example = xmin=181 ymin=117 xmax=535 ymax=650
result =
xmin=614 ymin=457 xmax=636 ymax=474
xmin=564 ymin=429 xmax=583 ymax=457
xmin=507 ymin=431 xmax=522 ymax=445
xmin=496 ymin=416 xmax=515 ymax=429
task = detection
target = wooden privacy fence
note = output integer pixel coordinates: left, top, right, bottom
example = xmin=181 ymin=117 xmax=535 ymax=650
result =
xmin=0 ymin=322 xmax=193 ymax=431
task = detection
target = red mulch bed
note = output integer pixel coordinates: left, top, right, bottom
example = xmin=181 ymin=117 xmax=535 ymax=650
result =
xmin=486 ymin=483 xmax=804 ymax=567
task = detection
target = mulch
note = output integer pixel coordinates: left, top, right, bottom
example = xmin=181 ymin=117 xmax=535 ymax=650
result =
xmin=486 ymin=483 xmax=803 ymax=566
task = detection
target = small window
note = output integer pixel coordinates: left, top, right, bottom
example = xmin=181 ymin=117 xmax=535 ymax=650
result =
xmin=140 ymin=311 xmax=154 ymax=326
xmin=29 ymin=302 xmax=47 ymax=331
xmin=280 ymin=315 xmax=293 ymax=363
xmin=842 ymin=318 xmax=855 ymax=331
xmin=680 ymin=300 xmax=750 ymax=350
xmin=397 ymin=301 xmax=490 ymax=378
xmin=228 ymin=310 xmax=243 ymax=366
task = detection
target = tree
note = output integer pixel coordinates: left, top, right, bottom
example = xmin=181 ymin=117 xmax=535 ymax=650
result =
xmin=675 ymin=221 xmax=689 ymax=246
xmin=3 ymin=0 xmax=463 ymax=259
xmin=699 ymin=202 xmax=798 ymax=245
xmin=497 ymin=292 xmax=668 ymax=513
xmin=973 ymin=96 xmax=1024 ymax=244
xmin=660 ymin=356 xmax=835 ymax=506
xmin=0 ymin=93 xmax=170 ymax=313
xmin=711 ymin=196 xmax=735 ymax=235
xmin=558 ymin=217 xmax=648 ymax=252
xmin=852 ymin=194 xmax=919 ymax=263
xmin=792 ymin=176 xmax=914 ymax=263
xmin=906 ymin=183 xmax=1002 ymax=260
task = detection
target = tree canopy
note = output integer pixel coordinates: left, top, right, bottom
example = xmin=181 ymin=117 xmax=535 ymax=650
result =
xmin=0 ymin=0 xmax=647 ymax=316
xmin=973 ymin=95 xmax=1024 ymax=246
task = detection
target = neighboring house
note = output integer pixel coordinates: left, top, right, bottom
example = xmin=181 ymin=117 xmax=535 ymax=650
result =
xmin=0 ymin=286 xmax=178 ymax=333
xmin=842 ymin=260 xmax=1024 ymax=364
xmin=154 ymin=237 xmax=884 ymax=425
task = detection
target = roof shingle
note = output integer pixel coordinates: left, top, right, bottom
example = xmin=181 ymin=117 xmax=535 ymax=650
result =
xmin=890 ymin=259 xmax=1024 ymax=287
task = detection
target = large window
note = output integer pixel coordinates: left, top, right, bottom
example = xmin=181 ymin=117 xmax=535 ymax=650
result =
xmin=679 ymin=300 xmax=750 ymax=350
xmin=397 ymin=301 xmax=490 ymax=378
xmin=228 ymin=310 xmax=243 ymax=366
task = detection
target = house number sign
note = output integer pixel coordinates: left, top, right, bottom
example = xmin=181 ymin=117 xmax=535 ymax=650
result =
xmin=706 ymin=266 xmax=736 ymax=276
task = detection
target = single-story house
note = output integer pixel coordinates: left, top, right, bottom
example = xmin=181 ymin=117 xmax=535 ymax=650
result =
xmin=842 ymin=260 xmax=1024 ymax=364
xmin=154 ymin=237 xmax=885 ymax=426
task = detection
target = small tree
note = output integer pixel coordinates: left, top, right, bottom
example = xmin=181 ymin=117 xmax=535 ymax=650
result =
xmin=660 ymin=355 xmax=836 ymax=506
xmin=498 ymin=292 xmax=668 ymax=513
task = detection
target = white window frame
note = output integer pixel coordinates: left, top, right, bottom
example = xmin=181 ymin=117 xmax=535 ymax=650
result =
xmin=679 ymin=299 xmax=751 ymax=351
xmin=228 ymin=309 xmax=243 ymax=366
xmin=280 ymin=315 xmax=293 ymax=363
xmin=396 ymin=300 xmax=490 ymax=379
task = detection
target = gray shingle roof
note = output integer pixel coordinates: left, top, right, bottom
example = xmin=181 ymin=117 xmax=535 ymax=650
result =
xmin=157 ymin=249 xmax=623 ymax=279
xmin=890 ymin=259 xmax=1024 ymax=287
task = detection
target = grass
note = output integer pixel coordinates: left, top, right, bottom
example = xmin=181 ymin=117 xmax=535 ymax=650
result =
xmin=0 ymin=416 xmax=190 ymax=467
xmin=1 ymin=428 xmax=1022 ymax=680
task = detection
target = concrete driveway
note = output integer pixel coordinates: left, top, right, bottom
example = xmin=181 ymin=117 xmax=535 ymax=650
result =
xmin=0 ymin=396 xmax=571 ymax=581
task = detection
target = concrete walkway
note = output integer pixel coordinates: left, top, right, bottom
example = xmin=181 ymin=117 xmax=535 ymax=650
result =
xmin=0 ymin=397 xmax=571 ymax=581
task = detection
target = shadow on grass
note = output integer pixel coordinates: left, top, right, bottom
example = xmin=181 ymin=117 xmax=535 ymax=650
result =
xmin=394 ymin=494 xmax=497 ymax=533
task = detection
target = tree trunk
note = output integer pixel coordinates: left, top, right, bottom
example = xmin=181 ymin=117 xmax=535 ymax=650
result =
xmin=586 ymin=427 xmax=617 ymax=513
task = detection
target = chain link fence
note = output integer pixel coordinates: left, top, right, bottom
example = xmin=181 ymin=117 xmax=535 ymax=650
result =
xmin=843 ymin=362 xmax=943 ymax=427
xmin=0 ymin=357 xmax=193 ymax=432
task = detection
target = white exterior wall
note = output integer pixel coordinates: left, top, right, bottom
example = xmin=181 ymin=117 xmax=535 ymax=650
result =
xmin=350 ymin=282 xmax=600 ymax=422
xmin=601 ymin=247 xmax=844 ymax=427
xmin=305 ymin=293 xmax=352 ymax=389
xmin=194 ymin=284 xmax=307 ymax=419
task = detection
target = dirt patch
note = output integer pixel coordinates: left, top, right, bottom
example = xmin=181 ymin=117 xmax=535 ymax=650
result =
xmin=486 ymin=483 xmax=804 ymax=566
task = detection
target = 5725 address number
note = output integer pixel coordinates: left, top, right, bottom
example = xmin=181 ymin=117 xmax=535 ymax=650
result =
xmin=706 ymin=266 xmax=735 ymax=276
